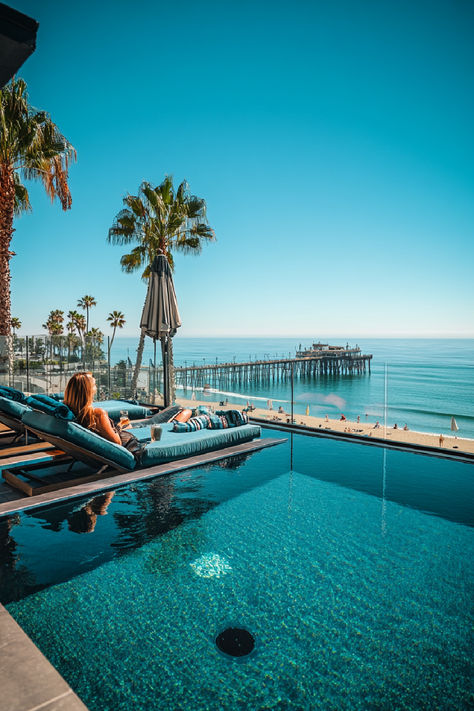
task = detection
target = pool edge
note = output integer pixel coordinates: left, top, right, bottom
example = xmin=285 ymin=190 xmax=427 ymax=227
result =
xmin=0 ymin=603 xmax=89 ymax=711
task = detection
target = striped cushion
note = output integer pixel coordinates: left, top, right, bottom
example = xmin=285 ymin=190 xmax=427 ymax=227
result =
xmin=196 ymin=405 xmax=211 ymax=415
xmin=172 ymin=414 xmax=211 ymax=433
xmin=207 ymin=413 xmax=225 ymax=429
xmin=215 ymin=410 xmax=249 ymax=427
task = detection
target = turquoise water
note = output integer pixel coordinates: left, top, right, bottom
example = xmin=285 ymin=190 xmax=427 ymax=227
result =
xmin=1 ymin=433 xmax=473 ymax=709
xmin=111 ymin=337 xmax=474 ymax=437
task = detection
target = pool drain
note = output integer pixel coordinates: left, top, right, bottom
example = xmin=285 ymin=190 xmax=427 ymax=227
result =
xmin=215 ymin=627 xmax=255 ymax=658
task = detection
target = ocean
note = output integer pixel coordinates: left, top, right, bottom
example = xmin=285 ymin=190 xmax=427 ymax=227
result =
xmin=109 ymin=337 xmax=474 ymax=438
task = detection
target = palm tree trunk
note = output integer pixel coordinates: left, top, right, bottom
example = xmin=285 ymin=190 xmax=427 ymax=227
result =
xmin=0 ymin=163 xmax=15 ymax=376
xmin=108 ymin=327 xmax=117 ymax=360
xmin=130 ymin=328 xmax=146 ymax=397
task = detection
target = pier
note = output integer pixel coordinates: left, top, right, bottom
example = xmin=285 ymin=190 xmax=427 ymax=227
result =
xmin=174 ymin=346 xmax=372 ymax=390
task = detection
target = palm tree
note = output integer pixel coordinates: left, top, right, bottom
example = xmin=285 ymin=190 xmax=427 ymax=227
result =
xmin=77 ymin=295 xmax=96 ymax=333
xmin=108 ymin=176 xmax=215 ymax=397
xmin=107 ymin=310 xmax=126 ymax=360
xmin=42 ymin=310 xmax=64 ymax=361
xmin=50 ymin=309 xmax=64 ymax=325
xmin=87 ymin=327 xmax=104 ymax=373
xmin=0 ymin=78 xmax=76 ymax=374
xmin=11 ymin=317 xmax=21 ymax=365
xmin=65 ymin=319 xmax=79 ymax=364
xmin=11 ymin=317 xmax=21 ymax=336
xmin=67 ymin=309 xmax=86 ymax=364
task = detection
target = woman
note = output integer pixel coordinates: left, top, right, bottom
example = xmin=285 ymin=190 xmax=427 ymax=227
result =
xmin=63 ymin=372 xmax=123 ymax=444
xmin=63 ymin=372 xmax=142 ymax=458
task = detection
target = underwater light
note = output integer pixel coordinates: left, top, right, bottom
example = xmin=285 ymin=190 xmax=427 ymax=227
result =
xmin=190 ymin=553 xmax=232 ymax=578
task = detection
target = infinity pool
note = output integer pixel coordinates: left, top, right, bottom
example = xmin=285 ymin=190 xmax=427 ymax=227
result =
xmin=1 ymin=432 xmax=473 ymax=710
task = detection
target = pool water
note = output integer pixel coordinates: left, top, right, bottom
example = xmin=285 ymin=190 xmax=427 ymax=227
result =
xmin=1 ymin=432 xmax=473 ymax=710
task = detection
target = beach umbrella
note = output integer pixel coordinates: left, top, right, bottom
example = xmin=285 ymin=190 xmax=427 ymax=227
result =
xmin=450 ymin=416 xmax=459 ymax=437
xmin=0 ymin=4 xmax=38 ymax=88
xmin=140 ymin=254 xmax=181 ymax=407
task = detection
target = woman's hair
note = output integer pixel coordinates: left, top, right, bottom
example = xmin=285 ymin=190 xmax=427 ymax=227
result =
xmin=63 ymin=372 xmax=95 ymax=429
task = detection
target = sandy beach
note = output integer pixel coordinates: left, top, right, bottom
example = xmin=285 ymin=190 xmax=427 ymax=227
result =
xmin=176 ymin=397 xmax=474 ymax=455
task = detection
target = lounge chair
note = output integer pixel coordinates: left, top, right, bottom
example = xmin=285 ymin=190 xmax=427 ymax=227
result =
xmin=2 ymin=406 xmax=269 ymax=495
xmin=0 ymin=388 xmax=156 ymax=454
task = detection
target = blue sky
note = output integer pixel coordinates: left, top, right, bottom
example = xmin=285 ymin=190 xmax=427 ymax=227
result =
xmin=9 ymin=0 xmax=474 ymax=338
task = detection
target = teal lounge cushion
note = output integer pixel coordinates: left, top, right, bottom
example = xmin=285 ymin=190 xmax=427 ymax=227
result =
xmin=26 ymin=394 xmax=75 ymax=420
xmin=94 ymin=400 xmax=152 ymax=421
xmin=0 ymin=386 xmax=27 ymax=402
xmin=21 ymin=410 xmax=136 ymax=470
xmin=0 ymin=396 xmax=30 ymax=419
xmin=140 ymin=423 xmax=261 ymax=466
xmin=49 ymin=392 xmax=64 ymax=401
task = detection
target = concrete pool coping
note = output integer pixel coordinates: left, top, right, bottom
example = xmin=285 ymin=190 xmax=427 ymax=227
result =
xmin=0 ymin=605 xmax=88 ymax=711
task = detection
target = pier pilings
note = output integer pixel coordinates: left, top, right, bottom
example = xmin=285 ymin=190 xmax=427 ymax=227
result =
xmin=174 ymin=351 xmax=372 ymax=391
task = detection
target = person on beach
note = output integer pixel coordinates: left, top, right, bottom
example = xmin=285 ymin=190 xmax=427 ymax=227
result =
xmin=403 ymin=424 xmax=409 ymax=431
xmin=63 ymin=372 xmax=142 ymax=458
xmin=357 ymin=415 xmax=360 ymax=423
xmin=393 ymin=423 xmax=398 ymax=429
xmin=325 ymin=414 xmax=329 ymax=422
xmin=439 ymin=434 xmax=445 ymax=447
xmin=278 ymin=406 xmax=285 ymax=414
xmin=374 ymin=421 xmax=380 ymax=429
xmin=340 ymin=414 xmax=346 ymax=421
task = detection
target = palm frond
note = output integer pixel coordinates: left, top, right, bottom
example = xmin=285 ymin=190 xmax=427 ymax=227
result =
xmin=108 ymin=211 xmax=141 ymax=244
xmin=123 ymin=194 xmax=146 ymax=219
xmin=191 ymin=222 xmax=215 ymax=240
xmin=13 ymin=174 xmax=31 ymax=215
xmin=120 ymin=246 xmax=147 ymax=274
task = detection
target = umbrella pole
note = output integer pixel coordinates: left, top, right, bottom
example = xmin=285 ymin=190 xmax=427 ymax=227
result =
xmin=153 ymin=339 xmax=157 ymax=403
xmin=161 ymin=337 xmax=169 ymax=408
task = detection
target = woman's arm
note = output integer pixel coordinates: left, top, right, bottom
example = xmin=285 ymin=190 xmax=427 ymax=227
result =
xmin=93 ymin=408 xmax=121 ymax=445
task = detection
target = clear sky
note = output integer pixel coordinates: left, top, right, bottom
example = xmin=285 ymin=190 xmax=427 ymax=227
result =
xmin=8 ymin=0 xmax=474 ymax=338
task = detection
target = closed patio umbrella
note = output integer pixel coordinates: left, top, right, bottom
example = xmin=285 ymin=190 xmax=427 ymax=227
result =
xmin=450 ymin=416 xmax=459 ymax=437
xmin=140 ymin=254 xmax=181 ymax=407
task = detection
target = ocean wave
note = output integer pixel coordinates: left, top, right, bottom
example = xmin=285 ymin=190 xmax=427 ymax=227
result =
xmin=386 ymin=405 xmax=474 ymax=421
xmin=175 ymin=384 xmax=289 ymax=404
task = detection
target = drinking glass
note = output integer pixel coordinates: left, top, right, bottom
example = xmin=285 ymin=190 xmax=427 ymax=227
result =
xmin=151 ymin=424 xmax=162 ymax=442
xmin=119 ymin=410 xmax=129 ymax=427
